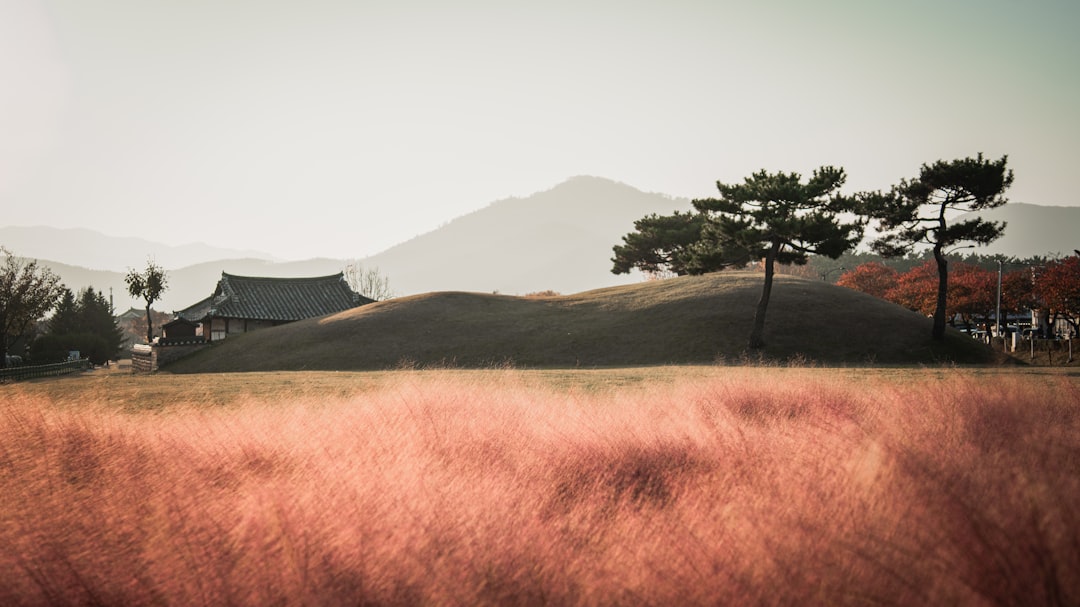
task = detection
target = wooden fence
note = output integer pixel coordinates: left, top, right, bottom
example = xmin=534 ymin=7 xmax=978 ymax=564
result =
xmin=0 ymin=359 xmax=92 ymax=382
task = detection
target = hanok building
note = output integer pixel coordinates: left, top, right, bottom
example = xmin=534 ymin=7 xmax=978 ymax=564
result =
xmin=172 ymin=272 xmax=373 ymax=342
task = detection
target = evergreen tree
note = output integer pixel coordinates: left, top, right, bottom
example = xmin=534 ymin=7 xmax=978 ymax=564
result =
xmin=692 ymin=167 xmax=864 ymax=349
xmin=34 ymin=286 xmax=124 ymax=364
xmin=78 ymin=287 xmax=124 ymax=362
xmin=611 ymin=211 xmax=708 ymax=277
xmin=49 ymin=288 xmax=80 ymax=336
xmin=865 ymin=154 xmax=1013 ymax=340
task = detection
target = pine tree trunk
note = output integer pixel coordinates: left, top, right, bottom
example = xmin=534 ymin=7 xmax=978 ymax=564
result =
xmin=748 ymin=242 xmax=780 ymax=350
xmin=932 ymin=244 xmax=948 ymax=341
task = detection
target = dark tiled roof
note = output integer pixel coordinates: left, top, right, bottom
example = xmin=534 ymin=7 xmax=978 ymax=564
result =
xmin=207 ymin=273 xmax=372 ymax=322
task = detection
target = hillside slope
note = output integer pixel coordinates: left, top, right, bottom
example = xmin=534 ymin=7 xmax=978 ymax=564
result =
xmin=166 ymin=273 xmax=996 ymax=372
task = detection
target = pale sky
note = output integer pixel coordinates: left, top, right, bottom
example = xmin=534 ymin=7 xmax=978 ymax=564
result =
xmin=2 ymin=0 xmax=1077 ymax=260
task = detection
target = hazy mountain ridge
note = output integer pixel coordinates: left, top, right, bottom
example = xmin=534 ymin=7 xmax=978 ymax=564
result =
xmin=0 ymin=226 xmax=278 ymax=272
xmin=15 ymin=258 xmax=348 ymax=315
xmin=4 ymin=178 xmax=1077 ymax=314
xmin=362 ymin=176 xmax=693 ymax=295
xmin=959 ymin=203 xmax=1080 ymax=259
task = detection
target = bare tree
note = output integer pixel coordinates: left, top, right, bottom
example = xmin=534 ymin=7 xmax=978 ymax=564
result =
xmin=343 ymin=261 xmax=394 ymax=301
xmin=0 ymin=247 xmax=65 ymax=365
xmin=125 ymin=259 xmax=168 ymax=344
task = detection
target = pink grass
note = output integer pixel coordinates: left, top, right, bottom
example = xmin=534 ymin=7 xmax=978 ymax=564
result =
xmin=1 ymin=372 xmax=1078 ymax=606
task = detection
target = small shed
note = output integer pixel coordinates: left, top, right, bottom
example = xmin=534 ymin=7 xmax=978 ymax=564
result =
xmin=162 ymin=317 xmax=200 ymax=342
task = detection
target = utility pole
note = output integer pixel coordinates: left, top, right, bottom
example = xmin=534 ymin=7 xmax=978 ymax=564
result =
xmin=996 ymin=260 xmax=1002 ymax=339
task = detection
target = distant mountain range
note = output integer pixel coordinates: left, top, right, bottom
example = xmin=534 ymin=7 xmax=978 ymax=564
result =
xmin=15 ymin=257 xmax=350 ymax=315
xmin=0 ymin=226 xmax=277 ymax=271
xmin=2 ymin=177 xmax=1076 ymax=313
xmin=957 ymin=203 xmax=1080 ymax=259
xmin=362 ymin=176 xmax=692 ymax=296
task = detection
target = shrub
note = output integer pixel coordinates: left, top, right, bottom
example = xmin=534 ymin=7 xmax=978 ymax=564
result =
xmin=523 ymin=290 xmax=561 ymax=298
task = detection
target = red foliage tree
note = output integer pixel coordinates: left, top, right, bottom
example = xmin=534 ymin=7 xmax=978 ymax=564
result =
xmin=1034 ymin=256 xmax=1080 ymax=337
xmin=885 ymin=261 xmax=939 ymax=316
xmin=949 ymin=264 xmax=997 ymax=330
xmin=1001 ymin=267 xmax=1038 ymax=319
xmin=836 ymin=263 xmax=899 ymax=300
xmin=884 ymin=261 xmax=997 ymax=329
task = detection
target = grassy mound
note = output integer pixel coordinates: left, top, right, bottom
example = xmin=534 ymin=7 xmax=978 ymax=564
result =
xmin=166 ymin=272 xmax=998 ymax=372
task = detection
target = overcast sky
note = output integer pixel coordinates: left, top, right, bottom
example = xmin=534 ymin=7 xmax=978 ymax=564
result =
xmin=2 ymin=0 xmax=1077 ymax=260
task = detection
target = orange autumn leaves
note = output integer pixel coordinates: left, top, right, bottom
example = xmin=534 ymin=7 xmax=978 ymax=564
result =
xmin=837 ymin=258 xmax=1080 ymax=327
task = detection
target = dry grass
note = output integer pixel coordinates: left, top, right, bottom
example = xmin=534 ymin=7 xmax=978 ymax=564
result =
xmin=2 ymin=369 xmax=1078 ymax=605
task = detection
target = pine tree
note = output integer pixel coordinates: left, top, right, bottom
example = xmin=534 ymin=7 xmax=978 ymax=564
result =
xmin=34 ymin=287 xmax=125 ymax=364
xmin=692 ymin=167 xmax=864 ymax=349
xmin=79 ymin=288 xmax=124 ymax=362
xmin=49 ymin=288 xmax=80 ymax=336
xmin=865 ymin=154 xmax=1013 ymax=340
xmin=611 ymin=211 xmax=708 ymax=277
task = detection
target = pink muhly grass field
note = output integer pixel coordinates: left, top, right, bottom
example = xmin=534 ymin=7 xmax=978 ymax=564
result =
xmin=1 ymin=372 xmax=1078 ymax=606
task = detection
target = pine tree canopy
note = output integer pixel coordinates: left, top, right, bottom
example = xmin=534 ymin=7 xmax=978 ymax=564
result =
xmin=690 ymin=166 xmax=864 ymax=271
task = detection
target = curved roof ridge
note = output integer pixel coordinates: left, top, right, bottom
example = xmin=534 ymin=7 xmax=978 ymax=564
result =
xmin=207 ymin=271 xmax=366 ymax=321
xmin=220 ymin=271 xmax=346 ymax=282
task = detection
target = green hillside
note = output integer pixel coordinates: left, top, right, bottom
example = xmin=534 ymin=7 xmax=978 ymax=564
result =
xmin=165 ymin=272 xmax=999 ymax=373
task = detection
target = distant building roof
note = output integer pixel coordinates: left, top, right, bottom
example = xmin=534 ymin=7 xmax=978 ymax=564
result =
xmin=179 ymin=272 xmax=372 ymax=322
xmin=162 ymin=316 xmax=199 ymax=329
xmin=116 ymin=307 xmax=145 ymax=320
